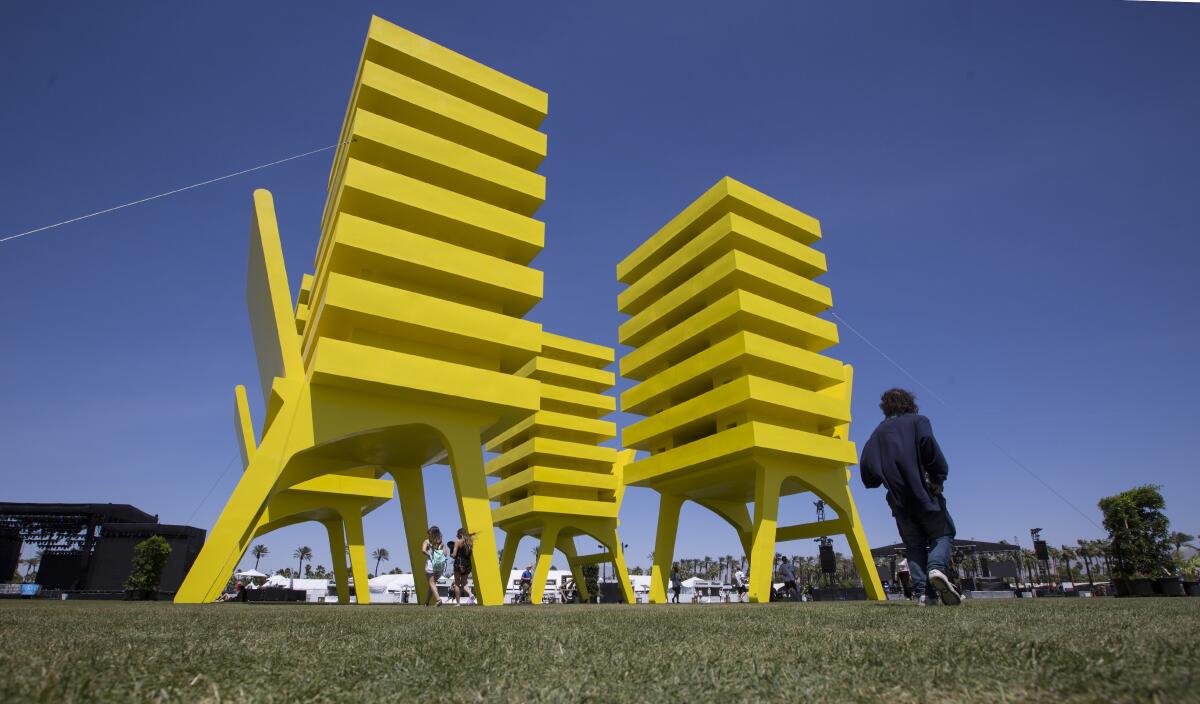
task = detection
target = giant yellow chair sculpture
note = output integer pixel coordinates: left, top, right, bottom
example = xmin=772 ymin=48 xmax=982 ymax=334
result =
xmin=176 ymin=16 xmax=549 ymax=605
xmin=616 ymin=177 xmax=885 ymax=603
xmin=487 ymin=332 xmax=636 ymax=604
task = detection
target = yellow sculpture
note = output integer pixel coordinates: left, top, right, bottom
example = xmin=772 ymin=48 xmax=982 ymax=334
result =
xmin=487 ymin=332 xmax=636 ymax=604
xmin=617 ymin=177 xmax=885 ymax=603
xmin=176 ymin=16 xmax=549 ymax=605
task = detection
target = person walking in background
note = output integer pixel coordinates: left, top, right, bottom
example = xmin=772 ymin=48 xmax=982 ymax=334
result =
xmin=860 ymin=388 xmax=962 ymax=606
xmin=518 ymin=564 xmax=533 ymax=604
xmin=778 ymin=556 xmax=798 ymax=600
xmin=450 ymin=528 xmax=475 ymax=605
xmin=421 ymin=526 xmax=447 ymax=607
xmin=733 ymin=567 xmax=748 ymax=602
xmin=670 ymin=564 xmax=682 ymax=604
xmin=896 ymin=556 xmax=913 ymax=599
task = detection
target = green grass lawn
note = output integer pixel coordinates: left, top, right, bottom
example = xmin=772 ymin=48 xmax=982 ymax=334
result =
xmin=1 ymin=599 xmax=1197 ymax=703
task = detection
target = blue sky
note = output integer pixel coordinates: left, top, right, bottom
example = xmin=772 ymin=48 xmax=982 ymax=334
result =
xmin=2 ymin=1 xmax=1197 ymax=575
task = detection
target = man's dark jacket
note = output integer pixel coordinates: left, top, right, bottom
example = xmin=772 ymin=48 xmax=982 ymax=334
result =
xmin=859 ymin=413 xmax=949 ymax=515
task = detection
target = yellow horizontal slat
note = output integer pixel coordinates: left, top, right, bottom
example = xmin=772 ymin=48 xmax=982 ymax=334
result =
xmin=625 ymin=421 xmax=856 ymax=488
xmin=486 ymin=437 xmax=617 ymax=476
xmin=313 ymin=213 xmax=542 ymax=320
xmin=621 ymin=375 xmax=850 ymax=451
xmin=492 ymin=496 xmax=619 ymax=524
xmin=488 ymin=465 xmax=618 ymax=500
xmin=335 ymin=158 xmax=544 ymax=264
xmin=618 ymin=213 xmax=826 ymax=316
xmin=619 ymin=290 xmax=840 ymax=381
xmin=541 ymin=331 xmax=614 ymax=367
xmin=621 ymin=332 xmax=846 ymax=416
xmin=618 ymin=249 xmax=832 ymax=348
xmin=307 ymin=338 xmax=540 ymax=419
xmin=484 ymin=411 xmax=616 ymax=453
xmin=540 ymin=383 xmax=616 ymax=418
xmin=617 ymin=177 xmax=821 ymax=285
xmin=304 ymin=272 xmax=541 ymax=372
xmin=347 ymin=108 xmax=545 ymax=215
xmin=363 ymin=16 xmax=548 ymax=128
xmin=356 ymin=60 xmax=546 ymax=169
xmin=516 ymin=357 xmax=614 ymax=393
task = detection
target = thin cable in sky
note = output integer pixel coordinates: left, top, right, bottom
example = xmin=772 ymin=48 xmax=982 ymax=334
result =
xmin=0 ymin=140 xmax=348 ymax=247
xmin=185 ymin=451 xmax=241 ymax=527
xmin=830 ymin=310 xmax=1104 ymax=531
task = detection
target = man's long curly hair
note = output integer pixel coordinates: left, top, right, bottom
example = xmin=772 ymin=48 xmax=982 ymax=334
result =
xmin=879 ymin=388 xmax=919 ymax=417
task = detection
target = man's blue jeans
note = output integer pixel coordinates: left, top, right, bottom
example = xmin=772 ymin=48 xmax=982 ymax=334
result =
xmin=895 ymin=495 xmax=956 ymax=601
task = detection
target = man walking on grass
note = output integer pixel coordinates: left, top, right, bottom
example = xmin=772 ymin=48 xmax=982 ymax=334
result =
xmin=860 ymin=388 xmax=962 ymax=606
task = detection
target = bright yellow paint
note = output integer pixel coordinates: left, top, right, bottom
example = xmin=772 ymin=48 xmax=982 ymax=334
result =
xmin=176 ymin=16 xmax=549 ymax=605
xmin=488 ymin=331 xmax=637 ymax=604
xmin=617 ymin=177 xmax=885 ymax=603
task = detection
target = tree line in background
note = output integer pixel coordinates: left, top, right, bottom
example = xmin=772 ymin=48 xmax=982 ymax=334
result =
xmin=221 ymin=484 xmax=1195 ymax=588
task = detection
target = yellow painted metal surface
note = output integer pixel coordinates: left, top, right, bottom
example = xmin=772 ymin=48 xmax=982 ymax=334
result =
xmin=176 ymin=16 xmax=548 ymax=605
xmin=487 ymin=331 xmax=637 ymax=604
xmin=617 ymin=177 xmax=885 ymax=603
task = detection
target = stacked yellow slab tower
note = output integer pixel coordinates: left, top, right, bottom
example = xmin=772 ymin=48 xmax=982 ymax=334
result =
xmin=176 ymin=16 xmax=549 ymax=605
xmin=486 ymin=332 xmax=636 ymax=604
xmin=616 ymin=177 xmax=884 ymax=603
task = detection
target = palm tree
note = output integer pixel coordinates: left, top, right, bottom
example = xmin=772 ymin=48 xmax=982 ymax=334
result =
xmin=293 ymin=546 xmax=313 ymax=578
xmin=372 ymin=548 xmax=390 ymax=576
xmin=1096 ymin=538 xmax=1113 ymax=580
xmin=21 ymin=554 xmax=41 ymax=581
xmin=1060 ymin=545 xmax=1079 ymax=583
xmin=251 ymin=544 xmax=269 ymax=571
xmin=1076 ymin=539 xmax=1096 ymax=586
xmin=1169 ymin=532 xmax=1196 ymax=557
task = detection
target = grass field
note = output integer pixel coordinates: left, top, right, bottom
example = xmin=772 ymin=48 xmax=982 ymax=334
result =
xmin=1 ymin=599 xmax=1197 ymax=703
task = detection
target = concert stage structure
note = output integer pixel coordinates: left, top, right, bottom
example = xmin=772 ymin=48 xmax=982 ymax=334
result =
xmin=0 ymin=502 xmax=204 ymax=593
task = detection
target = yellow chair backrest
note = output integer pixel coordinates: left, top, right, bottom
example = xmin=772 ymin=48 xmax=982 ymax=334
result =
xmin=246 ymin=189 xmax=304 ymax=408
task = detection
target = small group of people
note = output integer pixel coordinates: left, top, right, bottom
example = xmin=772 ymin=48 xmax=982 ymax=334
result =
xmin=420 ymin=525 xmax=475 ymax=606
xmin=511 ymin=565 xmax=577 ymax=603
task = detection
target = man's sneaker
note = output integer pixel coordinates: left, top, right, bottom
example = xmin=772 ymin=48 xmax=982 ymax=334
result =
xmin=928 ymin=569 xmax=962 ymax=606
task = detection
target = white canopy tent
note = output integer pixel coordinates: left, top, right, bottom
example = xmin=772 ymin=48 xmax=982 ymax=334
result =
xmin=264 ymin=574 xmax=335 ymax=602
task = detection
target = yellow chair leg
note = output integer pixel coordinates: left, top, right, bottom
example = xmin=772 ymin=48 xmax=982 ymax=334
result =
xmin=499 ymin=531 xmax=521 ymax=596
xmin=530 ymin=525 xmax=560 ymax=605
xmin=649 ymin=493 xmax=684 ymax=604
xmin=324 ymin=519 xmax=350 ymax=604
xmin=749 ymin=466 xmax=782 ymax=603
xmin=831 ymin=480 xmax=886 ymax=601
xmin=394 ymin=467 xmax=430 ymax=606
xmin=341 ymin=508 xmax=371 ymax=605
xmin=445 ymin=428 xmax=504 ymax=606
xmin=556 ymin=536 xmax=590 ymax=602
xmin=603 ymin=531 xmax=636 ymax=605
xmin=176 ymin=385 xmax=307 ymax=604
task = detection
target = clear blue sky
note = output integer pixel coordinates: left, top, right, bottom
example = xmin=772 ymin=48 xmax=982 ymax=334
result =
xmin=2 ymin=1 xmax=1197 ymax=575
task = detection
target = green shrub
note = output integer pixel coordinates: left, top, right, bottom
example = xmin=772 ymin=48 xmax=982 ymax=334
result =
xmin=124 ymin=535 xmax=172 ymax=592
xmin=581 ymin=563 xmax=599 ymax=603
xmin=1098 ymin=485 xmax=1172 ymax=578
